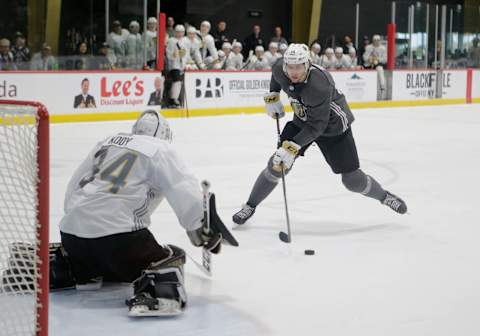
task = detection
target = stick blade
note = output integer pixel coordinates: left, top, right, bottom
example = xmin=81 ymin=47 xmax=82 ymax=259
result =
xmin=278 ymin=231 xmax=291 ymax=243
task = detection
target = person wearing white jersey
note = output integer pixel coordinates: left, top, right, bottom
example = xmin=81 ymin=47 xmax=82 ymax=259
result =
xmin=166 ymin=25 xmax=190 ymax=107
xmin=227 ymin=41 xmax=244 ymax=70
xmin=199 ymin=21 xmax=219 ymax=68
xmin=363 ymin=34 xmax=387 ymax=98
xmin=58 ymin=110 xmax=236 ymax=316
xmin=185 ymin=26 xmax=205 ymax=70
xmin=264 ymin=42 xmax=281 ymax=67
xmin=310 ymin=42 xmax=322 ymax=66
xmin=124 ymin=20 xmax=144 ymax=69
xmin=278 ymin=43 xmax=288 ymax=55
xmin=247 ymin=45 xmax=270 ymax=70
xmin=144 ymin=17 xmax=158 ymax=68
xmin=320 ymin=47 xmax=336 ymax=69
xmin=107 ymin=20 xmax=129 ymax=67
xmin=334 ymin=47 xmax=351 ymax=69
xmin=348 ymin=47 xmax=360 ymax=69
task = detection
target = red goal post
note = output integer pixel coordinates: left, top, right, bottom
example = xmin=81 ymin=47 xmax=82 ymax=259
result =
xmin=0 ymin=100 xmax=49 ymax=336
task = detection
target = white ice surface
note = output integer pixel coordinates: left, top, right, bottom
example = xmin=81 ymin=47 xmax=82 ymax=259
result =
xmin=49 ymin=104 xmax=480 ymax=336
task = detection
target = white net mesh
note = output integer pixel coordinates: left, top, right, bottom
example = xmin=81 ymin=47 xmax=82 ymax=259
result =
xmin=0 ymin=104 xmax=41 ymax=336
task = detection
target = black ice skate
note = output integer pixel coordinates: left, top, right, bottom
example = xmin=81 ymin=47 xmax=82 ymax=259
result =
xmin=232 ymin=204 xmax=256 ymax=224
xmin=382 ymin=191 xmax=407 ymax=214
xmin=126 ymin=292 xmax=182 ymax=317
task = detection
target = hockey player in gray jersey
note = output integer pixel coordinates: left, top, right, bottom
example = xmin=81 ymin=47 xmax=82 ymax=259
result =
xmin=233 ymin=44 xmax=407 ymax=224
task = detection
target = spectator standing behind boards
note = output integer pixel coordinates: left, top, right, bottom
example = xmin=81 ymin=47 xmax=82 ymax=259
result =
xmin=334 ymin=47 xmax=350 ymax=69
xmin=107 ymin=20 xmax=129 ymax=68
xmin=90 ymin=42 xmax=114 ymax=70
xmin=363 ymin=34 xmax=387 ymax=97
xmin=220 ymin=42 xmax=232 ymax=70
xmin=73 ymin=78 xmax=96 ymax=108
xmin=166 ymin=25 xmax=190 ymax=107
xmin=243 ymin=25 xmax=266 ymax=59
xmin=270 ymin=26 xmax=288 ymax=45
xmin=320 ymin=47 xmax=336 ymax=69
xmin=125 ymin=21 xmax=144 ymax=69
xmin=199 ymin=21 xmax=219 ymax=69
xmin=227 ymin=41 xmax=244 ymax=70
xmin=363 ymin=34 xmax=387 ymax=68
xmin=469 ymin=37 xmax=480 ymax=68
xmin=348 ymin=47 xmax=360 ymax=69
xmin=247 ymin=45 xmax=270 ymax=70
xmin=11 ymin=32 xmax=30 ymax=70
xmin=342 ymin=35 xmax=356 ymax=55
xmin=185 ymin=26 xmax=205 ymax=70
xmin=310 ymin=43 xmax=322 ymax=66
xmin=278 ymin=43 xmax=288 ymax=56
xmin=30 ymin=43 xmax=57 ymax=70
xmin=145 ymin=17 xmax=158 ymax=68
xmin=212 ymin=20 xmax=230 ymax=50
xmin=166 ymin=17 xmax=175 ymax=38
xmin=357 ymin=35 xmax=370 ymax=67
xmin=264 ymin=42 xmax=281 ymax=67
xmin=0 ymin=38 xmax=17 ymax=71
xmin=74 ymin=42 xmax=90 ymax=70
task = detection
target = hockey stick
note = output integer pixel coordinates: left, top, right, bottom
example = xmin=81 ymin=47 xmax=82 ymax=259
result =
xmin=275 ymin=116 xmax=293 ymax=243
xmin=201 ymin=180 xmax=213 ymax=273
xmin=186 ymin=252 xmax=211 ymax=277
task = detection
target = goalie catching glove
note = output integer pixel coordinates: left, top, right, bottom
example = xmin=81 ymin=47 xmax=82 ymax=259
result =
xmin=272 ymin=140 xmax=301 ymax=171
xmin=264 ymin=92 xmax=285 ymax=119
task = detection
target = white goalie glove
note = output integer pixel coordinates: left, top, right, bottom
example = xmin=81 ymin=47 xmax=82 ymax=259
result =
xmin=272 ymin=140 xmax=301 ymax=171
xmin=264 ymin=92 xmax=285 ymax=119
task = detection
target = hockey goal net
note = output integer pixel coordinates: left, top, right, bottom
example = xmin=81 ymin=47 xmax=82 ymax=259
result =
xmin=0 ymin=100 xmax=49 ymax=336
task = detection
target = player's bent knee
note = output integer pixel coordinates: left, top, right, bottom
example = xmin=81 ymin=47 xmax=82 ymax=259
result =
xmin=342 ymin=169 xmax=368 ymax=193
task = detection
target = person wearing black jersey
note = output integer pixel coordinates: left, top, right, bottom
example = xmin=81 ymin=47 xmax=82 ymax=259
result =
xmin=233 ymin=43 xmax=407 ymax=225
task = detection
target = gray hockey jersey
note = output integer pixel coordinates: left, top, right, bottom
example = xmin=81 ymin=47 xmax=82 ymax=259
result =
xmin=270 ymin=59 xmax=354 ymax=146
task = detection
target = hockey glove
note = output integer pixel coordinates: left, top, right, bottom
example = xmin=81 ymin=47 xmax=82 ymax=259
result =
xmin=272 ymin=140 xmax=301 ymax=171
xmin=187 ymin=226 xmax=222 ymax=254
xmin=264 ymin=92 xmax=285 ymax=119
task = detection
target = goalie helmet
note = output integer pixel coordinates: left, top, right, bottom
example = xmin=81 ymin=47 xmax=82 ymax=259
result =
xmin=132 ymin=110 xmax=173 ymax=143
xmin=282 ymin=43 xmax=311 ymax=83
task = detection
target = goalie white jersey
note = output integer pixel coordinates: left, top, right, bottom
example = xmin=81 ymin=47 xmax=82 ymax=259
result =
xmin=59 ymin=133 xmax=203 ymax=238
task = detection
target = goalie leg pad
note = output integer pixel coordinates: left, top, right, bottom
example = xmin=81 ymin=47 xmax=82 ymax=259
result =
xmin=2 ymin=242 xmax=76 ymax=292
xmin=126 ymin=245 xmax=187 ymax=316
xmin=49 ymin=242 xmax=76 ymax=290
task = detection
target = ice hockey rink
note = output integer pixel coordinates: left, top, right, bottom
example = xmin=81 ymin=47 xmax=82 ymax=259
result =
xmin=49 ymin=103 xmax=480 ymax=336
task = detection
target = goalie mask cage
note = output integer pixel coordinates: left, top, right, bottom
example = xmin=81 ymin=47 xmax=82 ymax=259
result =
xmin=0 ymin=100 xmax=49 ymax=336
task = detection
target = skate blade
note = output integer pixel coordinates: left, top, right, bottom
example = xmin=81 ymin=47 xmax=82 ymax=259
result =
xmin=128 ymin=300 xmax=182 ymax=317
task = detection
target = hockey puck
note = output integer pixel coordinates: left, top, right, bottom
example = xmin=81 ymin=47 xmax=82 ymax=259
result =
xmin=304 ymin=249 xmax=315 ymax=255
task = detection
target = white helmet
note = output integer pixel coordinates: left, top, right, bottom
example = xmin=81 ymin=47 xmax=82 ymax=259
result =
xmin=132 ymin=110 xmax=172 ymax=143
xmin=283 ymin=44 xmax=311 ymax=82
xmin=174 ymin=24 xmax=185 ymax=33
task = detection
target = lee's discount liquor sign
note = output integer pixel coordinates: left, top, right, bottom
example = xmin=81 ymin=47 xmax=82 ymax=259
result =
xmin=0 ymin=72 xmax=164 ymax=115
xmin=392 ymin=70 xmax=467 ymax=100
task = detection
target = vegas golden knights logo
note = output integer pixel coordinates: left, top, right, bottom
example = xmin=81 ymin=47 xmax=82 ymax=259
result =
xmin=290 ymin=99 xmax=307 ymax=121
